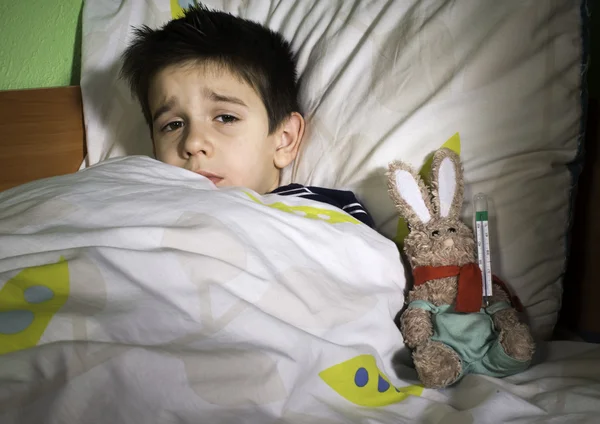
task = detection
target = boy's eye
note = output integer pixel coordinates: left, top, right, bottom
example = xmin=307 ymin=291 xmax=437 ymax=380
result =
xmin=216 ymin=114 xmax=238 ymax=124
xmin=431 ymin=230 xmax=440 ymax=237
xmin=162 ymin=121 xmax=184 ymax=132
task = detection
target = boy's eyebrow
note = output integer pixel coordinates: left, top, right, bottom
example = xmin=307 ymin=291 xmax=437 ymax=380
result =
xmin=205 ymin=89 xmax=248 ymax=108
xmin=152 ymin=98 xmax=176 ymax=124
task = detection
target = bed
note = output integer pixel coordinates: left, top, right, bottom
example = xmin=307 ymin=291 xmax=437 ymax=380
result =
xmin=1 ymin=1 xmax=599 ymax=423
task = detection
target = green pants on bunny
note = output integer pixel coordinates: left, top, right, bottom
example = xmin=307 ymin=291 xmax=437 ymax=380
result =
xmin=407 ymin=300 xmax=531 ymax=380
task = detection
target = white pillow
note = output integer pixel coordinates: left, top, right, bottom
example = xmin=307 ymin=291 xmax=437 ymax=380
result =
xmin=80 ymin=0 xmax=585 ymax=339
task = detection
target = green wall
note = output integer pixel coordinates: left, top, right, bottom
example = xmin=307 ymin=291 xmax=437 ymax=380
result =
xmin=0 ymin=0 xmax=83 ymax=91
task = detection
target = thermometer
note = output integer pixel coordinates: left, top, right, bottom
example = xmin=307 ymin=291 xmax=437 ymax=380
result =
xmin=474 ymin=193 xmax=493 ymax=306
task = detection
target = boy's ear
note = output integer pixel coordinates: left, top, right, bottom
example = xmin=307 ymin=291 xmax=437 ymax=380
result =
xmin=273 ymin=112 xmax=305 ymax=169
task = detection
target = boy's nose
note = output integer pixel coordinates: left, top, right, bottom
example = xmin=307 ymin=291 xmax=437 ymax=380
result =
xmin=183 ymin=126 xmax=213 ymax=158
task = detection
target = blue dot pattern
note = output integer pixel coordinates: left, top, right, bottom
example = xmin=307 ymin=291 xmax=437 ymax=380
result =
xmin=0 ymin=310 xmax=34 ymax=334
xmin=354 ymin=367 xmax=369 ymax=387
xmin=377 ymin=375 xmax=390 ymax=392
xmin=24 ymin=286 xmax=54 ymax=304
xmin=0 ymin=286 xmax=55 ymax=335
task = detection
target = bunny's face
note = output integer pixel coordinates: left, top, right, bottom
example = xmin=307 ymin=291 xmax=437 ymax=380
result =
xmin=387 ymin=148 xmax=474 ymax=269
xmin=404 ymin=219 xmax=476 ymax=268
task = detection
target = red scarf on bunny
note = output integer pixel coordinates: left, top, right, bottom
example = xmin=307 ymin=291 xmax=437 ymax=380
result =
xmin=412 ymin=263 xmax=523 ymax=313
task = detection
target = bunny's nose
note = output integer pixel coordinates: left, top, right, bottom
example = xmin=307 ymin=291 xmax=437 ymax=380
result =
xmin=444 ymin=238 xmax=454 ymax=248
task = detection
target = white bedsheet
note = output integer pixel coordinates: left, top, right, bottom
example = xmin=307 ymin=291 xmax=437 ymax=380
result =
xmin=0 ymin=158 xmax=598 ymax=423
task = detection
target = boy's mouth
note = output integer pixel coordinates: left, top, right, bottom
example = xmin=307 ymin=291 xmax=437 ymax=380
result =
xmin=195 ymin=170 xmax=223 ymax=185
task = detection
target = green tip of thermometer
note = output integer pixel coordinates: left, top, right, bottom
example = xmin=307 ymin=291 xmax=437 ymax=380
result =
xmin=474 ymin=193 xmax=493 ymax=307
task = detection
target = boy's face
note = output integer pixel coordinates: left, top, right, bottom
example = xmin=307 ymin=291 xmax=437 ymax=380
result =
xmin=148 ymin=62 xmax=303 ymax=194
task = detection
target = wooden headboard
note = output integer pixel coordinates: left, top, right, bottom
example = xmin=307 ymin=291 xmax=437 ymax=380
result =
xmin=0 ymin=86 xmax=86 ymax=192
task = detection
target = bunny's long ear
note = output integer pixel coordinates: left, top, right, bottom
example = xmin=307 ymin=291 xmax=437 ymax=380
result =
xmin=387 ymin=161 xmax=433 ymax=227
xmin=430 ymin=148 xmax=464 ymax=219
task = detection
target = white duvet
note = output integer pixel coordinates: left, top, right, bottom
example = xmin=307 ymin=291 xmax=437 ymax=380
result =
xmin=0 ymin=157 xmax=599 ymax=423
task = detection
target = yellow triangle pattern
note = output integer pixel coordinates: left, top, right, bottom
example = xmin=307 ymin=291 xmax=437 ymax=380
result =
xmin=319 ymin=354 xmax=423 ymax=406
xmin=170 ymin=0 xmax=187 ymax=19
xmin=0 ymin=257 xmax=70 ymax=355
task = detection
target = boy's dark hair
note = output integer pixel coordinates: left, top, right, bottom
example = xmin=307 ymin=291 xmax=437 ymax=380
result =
xmin=120 ymin=4 xmax=301 ymax=134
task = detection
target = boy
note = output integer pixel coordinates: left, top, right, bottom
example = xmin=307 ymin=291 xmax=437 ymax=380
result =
xmin=121 ymin=4 xmax=374 ymax=228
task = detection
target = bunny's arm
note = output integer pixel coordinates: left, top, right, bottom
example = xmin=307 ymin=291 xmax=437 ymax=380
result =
xmin=490 ymin=282 xmax=535 ymax=361
xmin=400 ymin=286 xmax=434 ymax=348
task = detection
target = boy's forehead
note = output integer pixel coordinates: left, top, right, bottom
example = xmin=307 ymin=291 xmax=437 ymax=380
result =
xmin=149 ymin=62 xmax=262 ymax=103
xmin=147 ymin=62 xmax=269 ymax=119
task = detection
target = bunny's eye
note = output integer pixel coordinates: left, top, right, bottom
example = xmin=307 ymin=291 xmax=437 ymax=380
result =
xmin=448 ymin=227 xmax=456 ymax=233
xmin=431 ymin=230 xmax=440 ymax=237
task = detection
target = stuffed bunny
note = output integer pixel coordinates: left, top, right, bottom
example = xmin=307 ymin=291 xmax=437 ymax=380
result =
xmin=387 ymin=148 xmax=534 ymax=389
